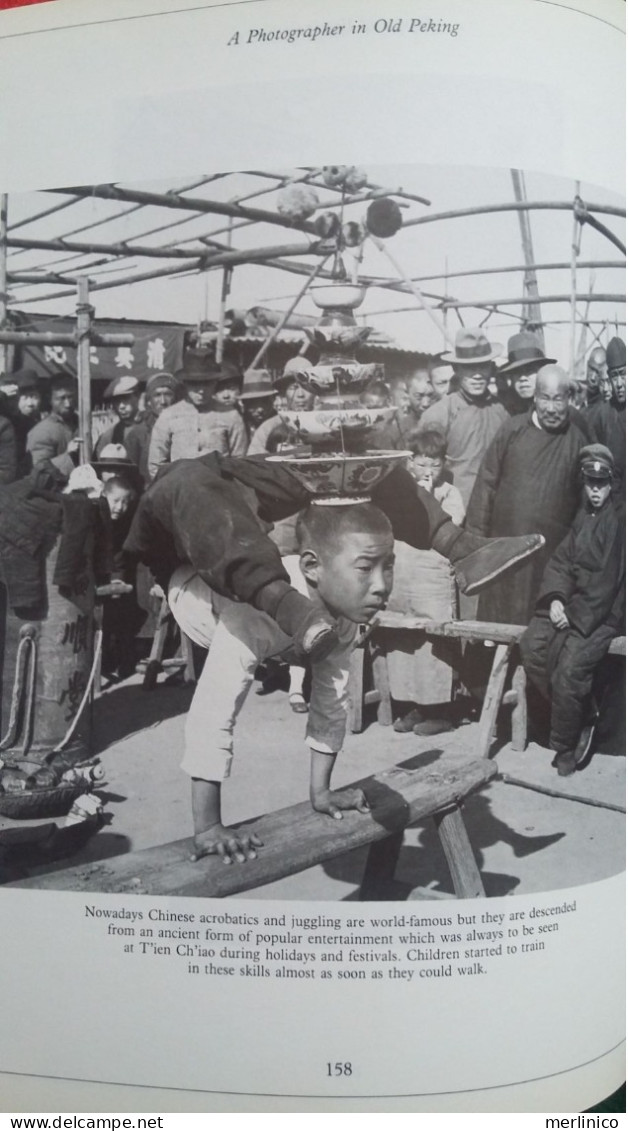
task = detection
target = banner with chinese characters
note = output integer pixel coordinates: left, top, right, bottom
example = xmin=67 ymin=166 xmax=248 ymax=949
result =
xmin=15 ymin=314 xmax=190 ymax=384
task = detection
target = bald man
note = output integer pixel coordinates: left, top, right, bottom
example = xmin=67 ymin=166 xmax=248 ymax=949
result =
xmin=466 ymin=365 xmax=593 ymax=624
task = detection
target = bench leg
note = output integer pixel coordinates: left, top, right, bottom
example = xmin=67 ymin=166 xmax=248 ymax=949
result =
xmin=433 ymin=806 xmax=485 ymax=898
xmin=359 ymin=831 xmax=404 ymax=899
xmin=372 ymin=647 xmax=393 ymax=726
xmin=510 ymin=663 xmax=528 ymax=751
xmin=476 ymin=642 xmax=512 ymax=758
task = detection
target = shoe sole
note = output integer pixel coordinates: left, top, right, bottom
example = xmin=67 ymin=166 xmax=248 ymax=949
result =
xmin=463 ymin=537 xmax=545 ymax=596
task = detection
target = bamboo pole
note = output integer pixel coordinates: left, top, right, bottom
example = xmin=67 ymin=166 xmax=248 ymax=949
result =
xmin=401 ymin=199 xmax=625 ymax=229
xmin=49 ymin=184 xmax=319 ymax=235
xmin=501 ymin=774 xmax=626 ymax=814
xmin=441 ymin=293 xmax=623 ymax=310
xmin=76 ymin=277 xmax=93 ymax=464
xmin=247 ymin=255 xmax=331 ymax=371
xmin=0 ymin=194 xmax=8 ymax=375
xmin=7 ymin=235 xmax=210 ymax=260
xmin=569 ymin=187 xmax=582 ymax=379
xmin=369 ymin=235 xmax=457 ymax=348
xmin=511 ymin=169 xmax=544 ymax=341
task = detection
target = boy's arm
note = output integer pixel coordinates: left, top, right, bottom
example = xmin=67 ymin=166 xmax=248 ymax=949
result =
xmin=307 ymin=628 xmax=370 ymax=819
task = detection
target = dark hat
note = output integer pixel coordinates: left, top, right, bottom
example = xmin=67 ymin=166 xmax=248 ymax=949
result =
xmin=49 ymin=371 xmax=76 ymax=388
xmin=213 ymin=362 xmax=242 ymax=387
xmin=240 ymin=368 xmax=276 ymax=400
xmin=441 ymin=328 xmax=501 ymax=366
xmin=0 ymin=367 xmax=40 ymax=392
xmin=92 ymin=443 xmax=134 ymax=469
xmin=104 ymin=375 xmax=141 ymax=399
xmin=579 ymin=444 xmax=614 ymax=480
xmin=145 ymin=371 xmax=182 ymax=398
xmin=499 ymin=331 xmax=555 ymax=374
xmin=606 ymin=337 xmax=626 ymax=372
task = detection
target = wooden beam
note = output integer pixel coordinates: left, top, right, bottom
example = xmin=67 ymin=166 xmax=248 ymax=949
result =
xmin=11 ymin=753 xmax=496 ymax=898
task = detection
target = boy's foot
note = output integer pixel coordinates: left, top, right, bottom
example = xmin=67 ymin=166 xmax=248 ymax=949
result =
xmin=554 ymin=750 xmax=577 ymax=777
xmin=451 ymin=534 xmax=545 ymax=595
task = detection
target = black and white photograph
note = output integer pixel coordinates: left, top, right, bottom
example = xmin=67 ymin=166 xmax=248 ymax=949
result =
xmin=0 ymin=162 xmax=624 ymax=902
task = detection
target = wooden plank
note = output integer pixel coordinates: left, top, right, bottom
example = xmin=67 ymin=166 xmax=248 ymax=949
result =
xmin=433 ymin=807 xmax=485 ymax=898
xmin=374 ymin=613 xmax=525 ymax=644
xmin=476 ymin=643 xmax=512 ymax=758
xmin=11 ymin=754 xmax=496 ymax=899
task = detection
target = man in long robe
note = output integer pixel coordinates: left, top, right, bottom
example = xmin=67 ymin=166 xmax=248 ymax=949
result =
xmin=466 ymin=365 xmax=593 ymax=625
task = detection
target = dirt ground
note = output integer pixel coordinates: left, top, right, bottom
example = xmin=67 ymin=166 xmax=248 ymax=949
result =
xmin=4 ymin=667 xmax=624 ymax=901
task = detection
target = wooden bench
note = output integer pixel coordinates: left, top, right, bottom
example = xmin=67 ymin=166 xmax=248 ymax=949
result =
xmin=11 ymin=753 xmax=497 ymax=901
xmin=349 ymin=615 xmax=625 ymax=760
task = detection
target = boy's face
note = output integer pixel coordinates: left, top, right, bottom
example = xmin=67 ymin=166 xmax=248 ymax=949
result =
xmin=213 ymin=380 xmax=240 ymax=408
xmin=106 ymin=484 xmax=134 ymax=521
xmin=411 ymin=454 xmax=444 ymax=487
xmin=304 ymin=530 xmax=395 ymax=624
xmin=512 ymin=367 xmax=538 ymax=400
xmin=114 ymin=393 xmax=139 ymax=422
xmin=187 ymin=381 xmax=215 ymax=409
xmin=583 ymin=477 xmax=611 ymax=509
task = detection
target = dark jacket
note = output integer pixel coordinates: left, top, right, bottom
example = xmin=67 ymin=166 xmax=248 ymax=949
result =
xmin=536 ymin=498 xmax=625 ymax=636
xmin=0 ymin=413 xmax=17 ymax=485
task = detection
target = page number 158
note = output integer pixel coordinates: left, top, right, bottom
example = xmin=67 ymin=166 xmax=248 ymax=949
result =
xmin=327 ymin=1062 xmax=352 ymax=1076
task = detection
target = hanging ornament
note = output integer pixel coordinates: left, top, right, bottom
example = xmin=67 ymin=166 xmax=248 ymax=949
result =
xmin=342 ymin=220 xmax=366 ymax=247
xmin=277 ymin=184 xmax=320 ymax=222
xmin=343 ymin=167 xmax=368 ymax=193
xmin=365 ymin=197 xmax=403 ymax=238
xmin=314 ymin=211 xmax=341 ymax=239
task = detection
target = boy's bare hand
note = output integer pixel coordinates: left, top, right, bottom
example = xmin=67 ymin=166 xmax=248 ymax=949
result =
xmin=190 ymin=823 xmax=263 ymax=864
xmin=312 ymin=788 xmax=370 ymax=820
xmin=549 ymin=599 xmax=569 ymax=630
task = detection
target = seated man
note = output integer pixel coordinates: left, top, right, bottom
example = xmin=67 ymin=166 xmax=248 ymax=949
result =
xmin=168 ymin=503 xmax=391 ymax=863
xmin=519 ymin=445 xmax=624 ymax=777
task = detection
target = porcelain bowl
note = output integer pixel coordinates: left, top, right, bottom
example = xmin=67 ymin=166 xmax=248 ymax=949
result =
xmin=310 ymin=284 xmax=366 ymax=310
xmin=278 ymin=407 xmax=396 ymax=445
xmin=266 ymin=450 xmax=409 ymax=499
xmin=294 ymin=361 xmax=382 ymax=396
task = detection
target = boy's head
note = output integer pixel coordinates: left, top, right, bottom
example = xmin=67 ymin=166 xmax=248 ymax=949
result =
xmin=296 ymin=502 xmax=394 ymax=624
xmin=103 ymin=476 xmax=138 ymax=521
xmin=407 ymin=427 xmax=447 ymax=487
xmin=360 ymin=381 xmax=391 ymax=410
xmin=580 ymin=444 xmax=614 ymax=510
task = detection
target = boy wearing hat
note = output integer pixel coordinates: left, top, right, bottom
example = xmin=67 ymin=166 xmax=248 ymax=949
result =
xmin=520 ymin=444 xmax=624 ymax=776
xmin=94 ymin=375 xmax=142 ymax=458
xmin=148 ymin=363 xmax=247 ymax=480
xmin=418 ymin=328 xmax=509 ymax=507
xmin=26 ymin=372 xmax=78 ymax=467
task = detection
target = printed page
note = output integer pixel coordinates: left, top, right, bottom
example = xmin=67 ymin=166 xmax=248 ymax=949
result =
xmin=0 ymin=0 xmax=624 ymax=1113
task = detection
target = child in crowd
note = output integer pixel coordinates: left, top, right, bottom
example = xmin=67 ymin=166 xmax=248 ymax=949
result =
xmin=385 ymin=428 xmax=465 ymax=735
xmin=520 ymin=445 xmax=624 ymax=776
xmin=97 ymin=476 xmax=142 ymax=681
xmin=167 ymin=502 xmax=394 ymax=864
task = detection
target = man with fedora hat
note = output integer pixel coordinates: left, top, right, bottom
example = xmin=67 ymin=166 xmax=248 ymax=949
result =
xmin=498 ymin=330 xmax=556 ymax=416
xmin=94 ymin=375 xmax=143 ymax=458
xmin=148 ymin=359 xmax=247 ymax=480
xmin=418 ymin=327 xmax=509 ymax=507
xmin=240 ymin=368 xmax=278 ymax=446
xmin=520 ymin=444 xmax=624 ymax=777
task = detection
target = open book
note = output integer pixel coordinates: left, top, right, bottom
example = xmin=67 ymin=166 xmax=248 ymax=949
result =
xmin=0 ymin=0 xmax=624 ymax=1115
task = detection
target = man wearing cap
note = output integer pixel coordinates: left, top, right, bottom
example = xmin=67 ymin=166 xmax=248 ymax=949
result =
xmin=240 ymin=368 xmax=279 ymax=447
xmin=247 ymin=368 xmax=315 ymax=455
xmin=466 ymin=364 xmax=593 ymax=625
xmin=498 ymin=330 xmax=556 ymax=416
xmin=148 ymin=361 xmax=247 ymax=480
xmin=124 ymin=371 xmax=183 ymax=485
xmin=583 ymin=339 xmax=625 ymax=487
xmin=418 ymin=328 xmax=509 ymax=507
xmin=26 ymin=372 xmax=79 ymax=468
xmin=0 ymin=368 xmax=42 ymax=478
xmin=94 ymin=375 xmax=142 ymax=459
xmin=520 ymin=444 xmax=624 ymax=777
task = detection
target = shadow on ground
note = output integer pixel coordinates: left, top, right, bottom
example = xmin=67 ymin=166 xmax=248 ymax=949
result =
xmin=92 ymin=681 xmax=193 ymax=753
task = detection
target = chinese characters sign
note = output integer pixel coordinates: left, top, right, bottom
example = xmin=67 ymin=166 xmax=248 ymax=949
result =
xmin=17 ymin=315 xmax=188 ymax=383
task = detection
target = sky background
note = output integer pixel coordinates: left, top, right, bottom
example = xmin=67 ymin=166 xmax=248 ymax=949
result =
xmin=5 ymin=162 xmax=625 ymax=370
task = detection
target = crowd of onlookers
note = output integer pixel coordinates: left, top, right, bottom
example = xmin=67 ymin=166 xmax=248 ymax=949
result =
xmin=0 ymin=323 xmax=624 ymax=771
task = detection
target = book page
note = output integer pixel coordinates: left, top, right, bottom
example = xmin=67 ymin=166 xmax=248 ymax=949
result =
xmin=0 ymin=0 xmax=625 ymax=1114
